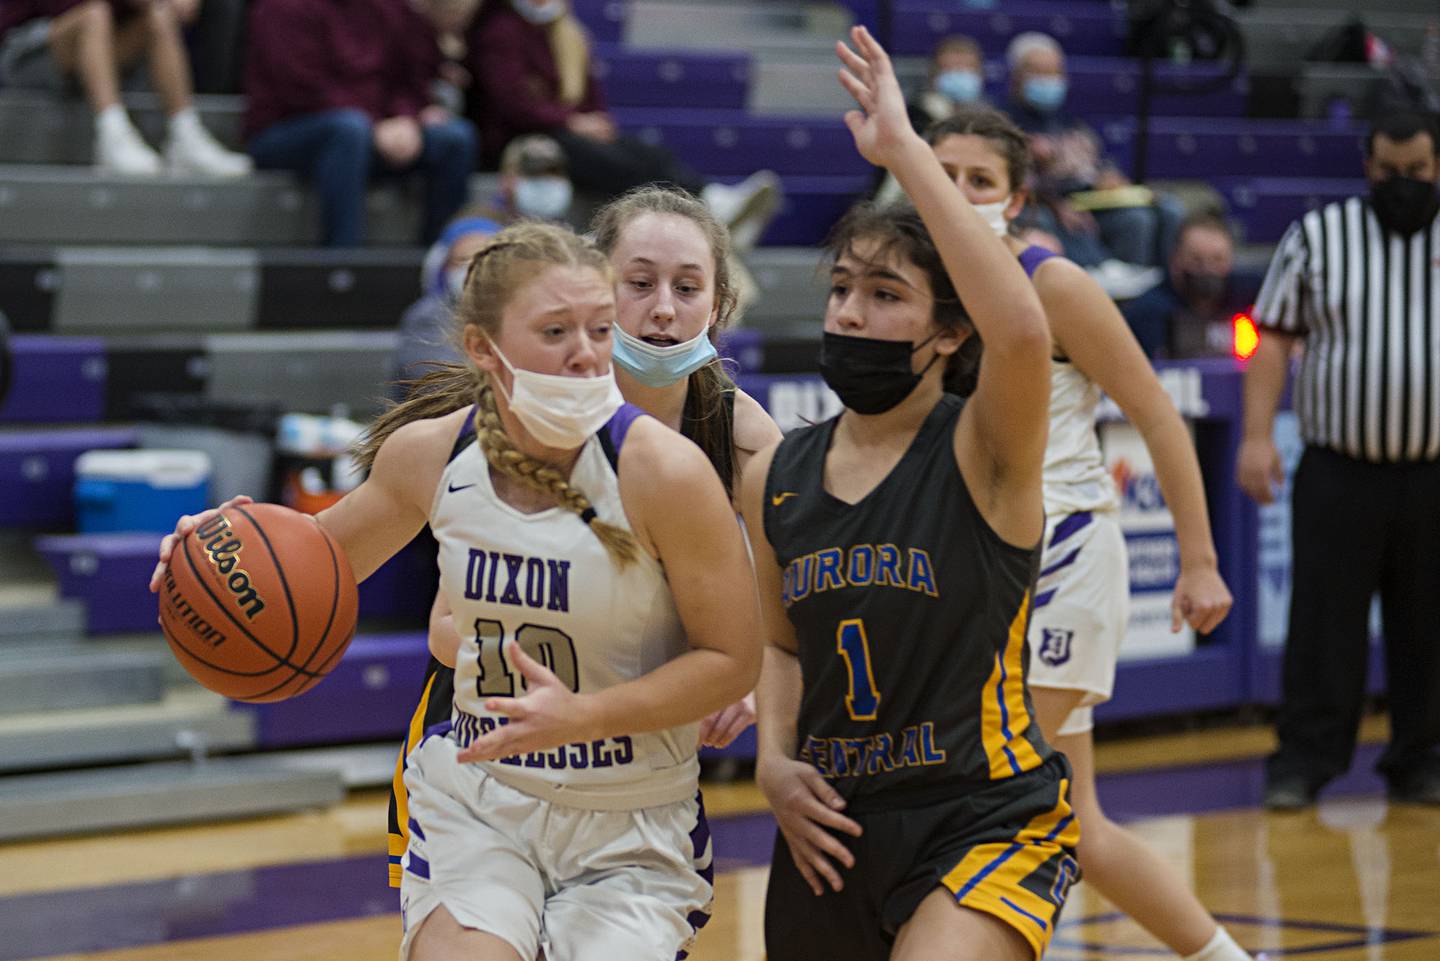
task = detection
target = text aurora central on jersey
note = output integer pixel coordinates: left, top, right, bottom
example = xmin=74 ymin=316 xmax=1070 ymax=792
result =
xmin=782 ymin=544 xmax=940 ymax=606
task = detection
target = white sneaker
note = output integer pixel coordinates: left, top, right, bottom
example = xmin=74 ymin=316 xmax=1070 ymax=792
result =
xmin=94 ymin=116 xmax=163 ymax=176
xmin=165 ymin=119 xmax=252 ymax=178
xmin=702 ymin=170 xmax=782 ymax=252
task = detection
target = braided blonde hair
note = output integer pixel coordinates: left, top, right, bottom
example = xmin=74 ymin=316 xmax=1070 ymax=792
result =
xmin=358 ymin=221 xmax=640 ymax=565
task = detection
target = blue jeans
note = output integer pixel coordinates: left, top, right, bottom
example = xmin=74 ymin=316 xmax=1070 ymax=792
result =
xmin=1027 ymin=193 xmax=1185 ymax=268
xmin=249 ymin=109 xmax=477 ymax=247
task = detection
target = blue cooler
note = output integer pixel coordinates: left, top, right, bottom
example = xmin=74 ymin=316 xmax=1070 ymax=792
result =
xmin=74 ymin=450 xmax=211 ymax=533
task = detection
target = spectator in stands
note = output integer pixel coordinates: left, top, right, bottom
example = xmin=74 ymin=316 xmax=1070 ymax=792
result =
xmin=1003 ymin=31 xmax=1181 ymax=270
xmin=244 ymin=0 xmax=479 ymax=246
xmin=1240 ymin=111 xmax=1440 ymax=811
xmin=1122 ymin=212 xmax=1259 ymax=358
xmin=467 ymin=0 xmax=780 ymax=251
xmin=909 ymin=34 xmax=987 ymax=132
xmin=0 ymin=0 xmax=251 ymax=176
xmin=390 ymin=212 xmax=500 ymax=395
xmin=484 ymin=134 xmax=575 ymax=224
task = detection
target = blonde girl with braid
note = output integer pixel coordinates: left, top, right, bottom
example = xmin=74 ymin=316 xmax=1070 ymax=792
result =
xmin=407 ymin=186 xmax=782 ymax=787
xmin=149 ymin=221 xmax=761 ymax=961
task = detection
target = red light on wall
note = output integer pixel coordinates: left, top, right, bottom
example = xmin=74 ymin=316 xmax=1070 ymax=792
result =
xmin=1233 ymin=313 xmax=1259 ymax=360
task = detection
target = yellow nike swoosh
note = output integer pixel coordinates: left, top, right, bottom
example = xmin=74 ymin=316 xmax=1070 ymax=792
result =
xmin=771 ymin=492 xmax=798 ymax=506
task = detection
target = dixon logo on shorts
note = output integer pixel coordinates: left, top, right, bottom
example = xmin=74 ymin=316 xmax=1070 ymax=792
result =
xmin=1038 ymin=627 xmax=1074 ymax=666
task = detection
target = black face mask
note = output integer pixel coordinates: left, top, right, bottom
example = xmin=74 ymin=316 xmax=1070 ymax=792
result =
xmin=1369 ymin=175 xmax=1440 ymax=236
xmin=819 ymin=331 xmax=941 ymax=415
xmin=1177 ymin=270 xmax=1226 ymax=305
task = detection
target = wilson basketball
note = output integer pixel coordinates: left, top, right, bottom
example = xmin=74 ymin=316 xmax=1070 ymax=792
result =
xmin=158 ymin=502 xmax=359 ymax=703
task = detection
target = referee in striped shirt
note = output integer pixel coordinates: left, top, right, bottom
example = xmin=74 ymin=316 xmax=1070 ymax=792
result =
xmin=1238 ymin=111 xmax=1440 ymax=810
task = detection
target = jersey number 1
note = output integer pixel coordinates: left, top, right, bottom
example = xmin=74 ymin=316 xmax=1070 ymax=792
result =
xmin=473 ymin=619 xmax=580 ymax=698
xmin=836 ymin=619 xmax=880 ymax=721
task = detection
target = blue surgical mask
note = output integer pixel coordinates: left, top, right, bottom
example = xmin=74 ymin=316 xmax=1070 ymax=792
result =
xmin=936 ymin=69 xmax=982 ymax=104
xmin=611 ymin=324 xmax=718 ymax=388
xmin=514 ymin=177 xmax=572 ymax=221
xmin=511 ymin=0 xmax=564 ymax=25
xmin=1023 ymin=76 xmax=1067 ymax=113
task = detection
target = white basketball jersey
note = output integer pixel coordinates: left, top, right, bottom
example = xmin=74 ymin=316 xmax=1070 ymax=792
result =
xmin=429 ymin=405 xmax=699 ymax=810
xmin=1043 ymin=357 xmax=1118 ymax=516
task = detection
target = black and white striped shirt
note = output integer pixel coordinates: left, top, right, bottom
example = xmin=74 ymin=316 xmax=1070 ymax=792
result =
xmin=1255 ymin=196 xmax=1440 ymax=463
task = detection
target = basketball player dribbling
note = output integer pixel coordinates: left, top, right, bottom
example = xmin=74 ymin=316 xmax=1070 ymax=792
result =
xmin=387 ymin=186 xmax=783 ymax=884
xmin=151 ymin=221 xmax=761 ymax=961
xmin=745 ymin=27 xmax=1076 ymax=961
xmin=920 ymin=107 xmax=1248 ymax=961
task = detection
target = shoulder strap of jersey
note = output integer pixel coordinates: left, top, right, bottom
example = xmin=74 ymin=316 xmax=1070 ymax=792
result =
xmin=448 ymin=405 xmax=477 ymax=463
xmin=598 ymin=402 xmax=647 ymax=473
xmin=1018 ymin=244 xmax=1057 ymax=279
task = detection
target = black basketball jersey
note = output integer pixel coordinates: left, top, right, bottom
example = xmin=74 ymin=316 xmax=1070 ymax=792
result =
xmin=762 ymin=394 xmax=1050 ymax=809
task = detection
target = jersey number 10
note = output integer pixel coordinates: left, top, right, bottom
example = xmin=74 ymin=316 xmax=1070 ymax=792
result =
xmin=472 ymin=618 xmax=581 ymax=698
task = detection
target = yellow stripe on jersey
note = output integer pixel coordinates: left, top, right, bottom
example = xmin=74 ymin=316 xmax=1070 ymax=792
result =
xmin=941 ymin=779 xmax=1080 ymax=960
xmin=388 ymin=670 xmax=439 ymax=889
xmin=980 ymin=591 xmax=1045 ymax=779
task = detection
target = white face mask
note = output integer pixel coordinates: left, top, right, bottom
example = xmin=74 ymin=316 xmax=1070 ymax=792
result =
xmin=514 ymin=177 xmax=573 ymax=220
xmin=974 ymin=197 xmax=1012 ymax=237
xmin=488 ymin=340 xmax=624 ymax=450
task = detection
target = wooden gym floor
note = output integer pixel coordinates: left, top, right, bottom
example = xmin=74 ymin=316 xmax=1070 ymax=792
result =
xmin=1 ymin=716 xmax=1436 ymax=961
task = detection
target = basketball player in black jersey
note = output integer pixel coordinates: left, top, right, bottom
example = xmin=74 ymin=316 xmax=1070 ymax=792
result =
xmin=741 ymin=28 xmax=1077 ymax=961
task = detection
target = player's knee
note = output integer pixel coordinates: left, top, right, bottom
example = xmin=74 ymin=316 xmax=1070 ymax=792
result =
xmin=143 ymin=0 xmax=180 ymax=33
xmin=76 ymin=0 xmax=115 ymax=35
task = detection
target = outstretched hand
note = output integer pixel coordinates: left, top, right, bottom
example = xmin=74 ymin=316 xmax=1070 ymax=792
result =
xmin=836 ymin=25 xmax=918 ymax=170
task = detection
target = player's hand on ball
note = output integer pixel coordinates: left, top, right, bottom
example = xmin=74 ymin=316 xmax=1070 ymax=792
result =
xmin=699 ymin=692 xmax=756 ymax=749
xmin=148 ymin=494 xmax=255 ymax=595
xmin=457 ymin=642 xmax=597 ymax=763
xmin=757 ymin=754 xmax=862 ymax=896
xmin=1172 ymin=564 xmax=1233 ymax=635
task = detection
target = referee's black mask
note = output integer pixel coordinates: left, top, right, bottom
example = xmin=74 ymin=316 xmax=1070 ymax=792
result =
xmin=1369 ymin=176 xmax=1439 ymax=236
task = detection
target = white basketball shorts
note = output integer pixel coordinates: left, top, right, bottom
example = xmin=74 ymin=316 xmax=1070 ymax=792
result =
xmin=398 ymin=734 xmax=714 ymax=961
xmin=1026 ymin=509 xmax=1129 ymax=737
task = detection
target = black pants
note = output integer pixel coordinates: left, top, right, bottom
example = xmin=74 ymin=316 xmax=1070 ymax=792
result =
xmin=1269 ymin=446 xmax=1440 ymax=790
xmin=550 ymin=129 xmax=707 ymax=199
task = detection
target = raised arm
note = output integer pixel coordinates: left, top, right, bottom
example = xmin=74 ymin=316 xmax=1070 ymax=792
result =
xmin=836 ymin=27 xmax=1050 ymax=538
xmin=1038 ymin=259 xmax=1232 ymax=634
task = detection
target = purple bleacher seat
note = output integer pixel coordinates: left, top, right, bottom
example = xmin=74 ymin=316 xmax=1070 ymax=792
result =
xmin=752 ymin=174 xmax=873 ymax=246
xmin=0 ymin=427 xmax=136 ymax=528
xmin=35 ymin=532 xmax=162 ymax=634
xmin=36 ymin=528 xmax=437 ymax=635
xmin=1216 ymin=177 xmax=1366 ymax=244
xmin=1098 ymin=118 xmax=1365 ymax=180
xmin=0 ymin=336 xmax=107 ymax=424
xmin=892 ymin=1 xmax=1128 ymax=58
xmin=592 ymin=45 xmax=750 ymax=110
xmin=611 ymin=108 xmax=870 ymax=177
xmin=232 ymin=632 xmax=432 ymax=746
xmin=570 ymin=0 xmax=625 ymax=43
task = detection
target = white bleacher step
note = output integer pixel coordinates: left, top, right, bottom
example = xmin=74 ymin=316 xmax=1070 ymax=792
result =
xmin=0 ymin=756 xmax=344 ymax=841
xmin=0 ymin=165 xmax=501 ymax=246
xmin=0 ymin=648 xmax=167 ymax=715
xmin=0 ymin=599 xmax=86 ymax=643
xmin=0 ymin=687 xmax=255 ymax=773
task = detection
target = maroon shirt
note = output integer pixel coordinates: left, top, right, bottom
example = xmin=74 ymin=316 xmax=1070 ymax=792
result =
xmin=466 ymin=3 xmax=606 ymax=158
xmin=243 ymin=0 xmax=439 ymax=139
xmin=0 ymin=0 xmax=130 ymax=42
